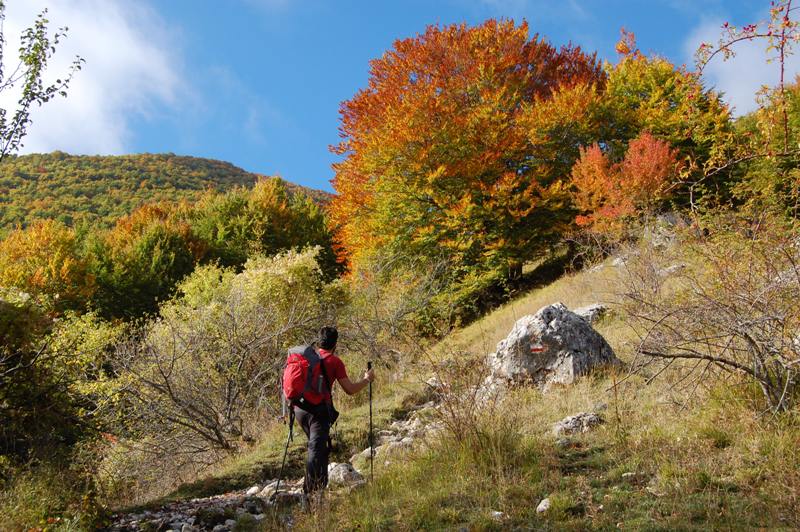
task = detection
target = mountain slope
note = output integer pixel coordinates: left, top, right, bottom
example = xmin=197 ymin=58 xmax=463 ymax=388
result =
xmin=0 ymin=152 xmax=331 ymax=231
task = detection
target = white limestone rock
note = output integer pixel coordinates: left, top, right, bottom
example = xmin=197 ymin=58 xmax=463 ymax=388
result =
xmin=552 ymin=412 xmax=604 ymax=436
xmin=327 ymin=462 xmax=365 ymax=487
xmin=486 ymin=303 xmax=619 ymax=389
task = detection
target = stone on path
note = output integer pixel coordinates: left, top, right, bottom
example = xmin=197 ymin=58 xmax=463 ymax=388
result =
xmin=552 ymin=412 xmax=604 ymax=436
xmin=327 ymin=462 xmax=365 ymax=487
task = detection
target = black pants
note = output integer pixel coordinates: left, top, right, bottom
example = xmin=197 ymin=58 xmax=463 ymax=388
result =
xmin=294 ymin=405 xmax=330 ymax=494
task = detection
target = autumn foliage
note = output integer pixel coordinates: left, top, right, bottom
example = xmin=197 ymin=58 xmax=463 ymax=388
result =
xmin=0 ymin=220 xmax=95 ymax=310
xmin=330 ymin=19 xmax=604 ymax=282
xmin=572 ymin=131 xmax=681 ymax=229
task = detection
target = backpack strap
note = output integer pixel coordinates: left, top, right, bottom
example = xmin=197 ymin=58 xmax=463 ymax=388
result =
xmin=318 ymin=352 xmax=334 ymax=397
xmin=300 ymin=345 xmax=321 ymax=395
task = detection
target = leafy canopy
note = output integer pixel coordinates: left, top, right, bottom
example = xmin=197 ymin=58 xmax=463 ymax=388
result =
xmin=330 ymin=19 xmax=604 ymax=285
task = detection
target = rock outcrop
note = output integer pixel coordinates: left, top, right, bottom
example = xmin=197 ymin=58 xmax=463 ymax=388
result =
xmin=486 ymin=303 xmax=619 ymax=389
xmin=552 ymin=412 xmax=605 ymax=436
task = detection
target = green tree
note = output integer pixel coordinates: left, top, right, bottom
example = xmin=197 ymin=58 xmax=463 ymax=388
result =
xmin=0 ymin=1 xmax=83 ymax=161
xmin=604 ymin=31 xmax=734 ymax=203
xmin=732 ymin=80 xmax=800 ymax=215
xmin=185 ymin=177 xmax=339 ymax=276
xmin=89 ymin=204 xmax=198 ymax=319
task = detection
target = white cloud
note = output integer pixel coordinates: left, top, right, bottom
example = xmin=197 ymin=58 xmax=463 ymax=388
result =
xmin=685 ymin=18 xmax=800 ymax=116
xmin=0 ymin=0 xmax=183 ymax=154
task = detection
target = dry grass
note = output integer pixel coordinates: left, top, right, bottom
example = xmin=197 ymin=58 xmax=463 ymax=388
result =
xmin=291 ymin=244 xmax=800 ymax=531
xmin=68 ymin=234 xmax=799 ymax=530
xmin=447 ymin=260 xmax=623 ymax=358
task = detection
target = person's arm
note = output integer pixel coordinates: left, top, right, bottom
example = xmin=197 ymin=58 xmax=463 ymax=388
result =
xmin=337 ymin=368 xmax=375 ymax=396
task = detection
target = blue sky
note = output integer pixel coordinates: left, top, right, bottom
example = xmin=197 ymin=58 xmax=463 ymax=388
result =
xmin=4 ymin=1 xmax=791 ymax=191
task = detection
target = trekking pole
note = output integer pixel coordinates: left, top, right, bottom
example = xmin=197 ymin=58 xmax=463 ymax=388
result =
xmin=368 ymin=361 xmax=374 ymax=482
xmin=271 ymin=410 xmax=294 ymax=502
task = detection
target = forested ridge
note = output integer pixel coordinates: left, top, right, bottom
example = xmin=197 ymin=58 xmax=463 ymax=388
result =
xmin=0 ymin=152 xmax=331 ymax=233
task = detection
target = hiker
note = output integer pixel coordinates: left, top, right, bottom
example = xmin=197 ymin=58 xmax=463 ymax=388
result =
xmin=290 ymin=326 xmax=375 ymax=495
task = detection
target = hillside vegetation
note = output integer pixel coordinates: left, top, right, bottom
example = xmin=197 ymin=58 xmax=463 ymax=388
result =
xmin=297 ymin=231 xmax=800 ymax=530
xmin=0 ymin=152 xmax=330 ymax=234
xmin=2 ymin=9 xmax=800 ymax=531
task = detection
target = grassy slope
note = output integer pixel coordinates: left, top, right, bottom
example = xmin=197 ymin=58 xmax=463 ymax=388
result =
xmin=293 ymin=260 xmax=800 ymax=531
xmin=61 ymin=255 xmax=799 ymax=530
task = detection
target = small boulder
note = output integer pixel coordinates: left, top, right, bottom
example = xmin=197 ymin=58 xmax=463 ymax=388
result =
xmin=383 ymin=440 xmax=412 ymax=454
xmin=486 ymin=303 xmax=619 ymax=389
xmin=552 ymin=412 xmax=604 ymax=436
xmin=327 ymin=462 xmax=365 ymax=487
xmin=554 ymin=437 xmax=571 ymax=448
xmin=357 ymin=447 xmax=375 ymax=460
xmin=573 ymin=303 xmax=608 ymax=324
xmin=271 ymin=491 xmax=304 ymax=506
xmin=258 ymin=481 xmax=278 ymax=498
xmin=536 ymin=498 xmax=551 ymax=514
xmin=245 ymin=485 xmax=260 ymax=496
xmin=425 ymin=376 xmax=445 ymax=391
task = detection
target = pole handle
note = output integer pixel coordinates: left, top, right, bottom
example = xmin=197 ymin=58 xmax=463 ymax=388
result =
xmin=367 ymin=361 xmax=372 ymax=370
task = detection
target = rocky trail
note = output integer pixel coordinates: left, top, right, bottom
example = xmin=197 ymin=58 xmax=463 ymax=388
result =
xmin=108 ymin=396 xmax=446 ymax=531
xmin=108 ymin=302 xmax=615 ymax=531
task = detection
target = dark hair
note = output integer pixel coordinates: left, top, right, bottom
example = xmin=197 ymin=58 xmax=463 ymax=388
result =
xmin=319 ymin=326 xmax=338 ymax=350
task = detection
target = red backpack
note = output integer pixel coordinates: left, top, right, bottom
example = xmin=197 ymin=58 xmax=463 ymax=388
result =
xmin=281 ymin=345 xmax=331 ymax=408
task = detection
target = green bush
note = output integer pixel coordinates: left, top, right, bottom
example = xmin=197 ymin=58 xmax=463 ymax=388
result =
xmin=108 ymin=248 xmax=341 ymax=481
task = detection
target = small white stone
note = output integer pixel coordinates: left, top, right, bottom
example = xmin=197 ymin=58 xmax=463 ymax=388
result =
xmin=328 ymin=462 xmax=365 ymax=487
xmin=490 ymin=510 xmax=505 ymax=521
xmin=425 ymin=376 xmax=444 ymax=390
xmin=536 ymin=498 xmax=551 ymax=514
xmin=245 ymin=485 xmax=259 ymax=496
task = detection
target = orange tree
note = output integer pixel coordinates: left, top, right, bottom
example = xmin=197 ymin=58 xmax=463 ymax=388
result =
xmin=0 ymin=220 xmax=95 ymax=311
xmin=330 ymin=20 xmax=604 ymax=294
xmin=572 ymin=131 xmax=682 ymax=231
xmin=564 ymin=30 xmax=734 ymax=237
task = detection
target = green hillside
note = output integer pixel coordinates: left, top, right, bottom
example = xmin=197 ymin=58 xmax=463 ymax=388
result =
xmin=0 ymin=152 xmax=331 ymax=232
